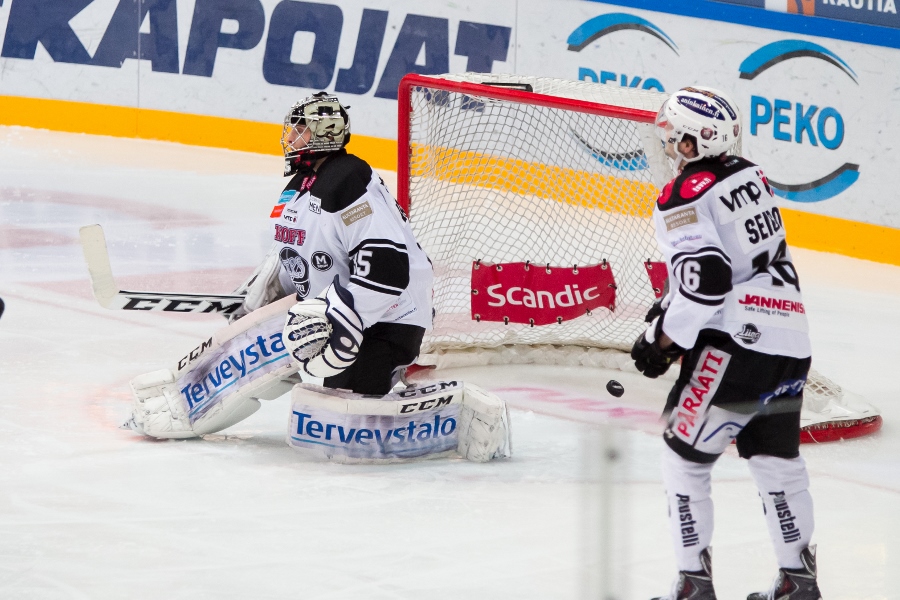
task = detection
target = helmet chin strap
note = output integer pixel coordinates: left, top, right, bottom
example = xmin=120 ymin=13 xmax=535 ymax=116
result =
xmin=671 ymin=151 xmax=702 ymax=174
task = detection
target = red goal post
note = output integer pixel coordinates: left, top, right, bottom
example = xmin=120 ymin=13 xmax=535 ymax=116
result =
xmin=396 ymin=72 xmax=881 ymax=442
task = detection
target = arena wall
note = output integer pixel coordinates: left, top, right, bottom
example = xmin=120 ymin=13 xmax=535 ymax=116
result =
xmin=1 ymin=0 xmax=898 ymax=264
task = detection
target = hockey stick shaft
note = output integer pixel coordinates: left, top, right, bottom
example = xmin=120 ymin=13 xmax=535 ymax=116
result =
xmin=79 ymin=224 xmax=246 ymax=315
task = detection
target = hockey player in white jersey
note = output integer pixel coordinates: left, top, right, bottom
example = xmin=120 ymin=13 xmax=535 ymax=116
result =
xmin=630 ymin=87 xmax=822 ymax=600
xmin=126 ymin=93 xmax=511 ymax=464
xmin=236 ymin=92 xmax=434 ymax=396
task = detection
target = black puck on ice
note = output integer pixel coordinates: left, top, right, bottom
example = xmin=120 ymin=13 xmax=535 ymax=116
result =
xmin=606 ymin=380 xmax=624 ymax=397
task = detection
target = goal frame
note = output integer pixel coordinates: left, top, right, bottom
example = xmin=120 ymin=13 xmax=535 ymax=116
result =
xmin=396 ymin=73 xmax=658 ymax=215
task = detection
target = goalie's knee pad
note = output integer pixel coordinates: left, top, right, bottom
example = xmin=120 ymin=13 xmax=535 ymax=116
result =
xmin=287 ymin=380 xmax=511 ymax=463
xmin=127 ymin=295 xmax=299 ymax=439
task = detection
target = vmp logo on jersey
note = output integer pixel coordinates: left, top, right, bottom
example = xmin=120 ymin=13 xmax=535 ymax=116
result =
xmin=565 ymin=13 xmax=675 ymax=171
xmin=279 ymin=247 xmax=310 ymax=297
xmin=739 ymin=40 xmax=860 ymax=203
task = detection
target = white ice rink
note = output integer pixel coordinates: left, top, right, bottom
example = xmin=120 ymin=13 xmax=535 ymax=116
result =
xmin=1 ymin=127 xmax=899 ymax=599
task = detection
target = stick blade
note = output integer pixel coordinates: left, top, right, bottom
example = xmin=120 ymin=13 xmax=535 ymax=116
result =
xmin=79 ymin=224 xmax=118 ymax=307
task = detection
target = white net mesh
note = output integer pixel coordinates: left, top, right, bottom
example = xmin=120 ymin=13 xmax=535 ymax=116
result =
xmin=407 ymin=74 xmax=670 ymax=353
xmin=402 ymin=73 xmax=866 ymax=424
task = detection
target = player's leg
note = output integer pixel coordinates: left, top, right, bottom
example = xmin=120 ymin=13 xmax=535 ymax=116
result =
xmin=655 ymin=334 xmax=767 ymax=600
xmin=323 ymin=322 xmax=425 ymax=395
xmin=738 ymin=358 xmax=821 ymax=600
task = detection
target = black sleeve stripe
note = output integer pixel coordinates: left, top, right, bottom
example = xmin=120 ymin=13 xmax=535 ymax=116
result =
xmin=671 ymin=245 xmax=731 ymax=266
xmin=349 ymin=238 xmax=408 ymax=256
xmin=350 ymin=277 xmax=404 ymax=296
xmin=678 ymin=286 xmax=726 ymax=307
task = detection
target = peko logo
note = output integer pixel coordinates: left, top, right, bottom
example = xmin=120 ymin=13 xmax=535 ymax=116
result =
xmin=567 ymin=13 xmax=674 ymax=93
xmin=0 ymin=1 xmax=511 ymax=101
xmin=739 ymin=40 xmax=860 ymax=203
xmin=179 ymin=331 xmax=289 ymax=423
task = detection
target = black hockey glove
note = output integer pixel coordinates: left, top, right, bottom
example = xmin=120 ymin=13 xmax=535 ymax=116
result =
xmin=630 ymin=319 xmax=685 ymax=379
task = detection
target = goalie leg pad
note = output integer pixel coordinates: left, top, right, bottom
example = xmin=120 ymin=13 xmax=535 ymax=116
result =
xmin=457 ymin=382 xmax=512 ymax=463
xmin=287 ymin=380 xmax=511 ymax=463
xmin=127 ymin=295 xmax=298 ymax=439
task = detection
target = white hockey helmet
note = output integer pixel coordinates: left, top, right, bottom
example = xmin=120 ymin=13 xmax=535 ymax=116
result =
xmin=655 ymin=86 xmax=741 ymax=172
xmin=281 ymin=92 xmax=351 ymax=176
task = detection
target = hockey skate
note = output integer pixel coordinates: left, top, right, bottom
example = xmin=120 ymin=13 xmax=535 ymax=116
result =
xmin=653 ymin=547 xmax=717 ymax=600
xmin=747 ymin=545 xmax=822 ymax=600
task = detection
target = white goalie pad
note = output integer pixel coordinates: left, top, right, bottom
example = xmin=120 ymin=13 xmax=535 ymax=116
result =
xmin=127 ymin=295 xmax=299 ymax=439
xmin=288 ymin=381 xmax=512 ymax=464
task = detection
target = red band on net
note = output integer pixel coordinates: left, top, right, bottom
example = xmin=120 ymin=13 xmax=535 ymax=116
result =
xmin=471 ymin=261 xmax=616 ymax=326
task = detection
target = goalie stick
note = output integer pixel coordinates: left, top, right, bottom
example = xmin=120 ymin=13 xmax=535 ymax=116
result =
xmin=79 ymin=224 xmax=245 ymax=315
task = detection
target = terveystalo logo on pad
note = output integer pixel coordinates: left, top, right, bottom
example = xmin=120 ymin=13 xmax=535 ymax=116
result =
xmin=289 ymin=407 xmax=459 ymax=460
xmin=178 ymin=328 xmax=289 ymax=423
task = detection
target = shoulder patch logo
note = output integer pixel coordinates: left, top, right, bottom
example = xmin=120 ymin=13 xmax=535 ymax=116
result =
xmin=311 ymin=251 xmax=334 ymax=271
xmin=680 ymin=172 xmax=716 ymax=199
xmin=279 ymin=247 xmax=310 ymax=297
xmin=341 ymin=201 xmax=373 ymax=226
xmin=664 ymin=207 xmax=699 ymax=231
xmin=658 ymin=180 xmax=675 ymax=206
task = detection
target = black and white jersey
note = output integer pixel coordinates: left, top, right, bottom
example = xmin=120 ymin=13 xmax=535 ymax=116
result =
xmin=269 ymin=150 xmax=432 ymax=331
xmin=653 ymin=155 xmax=811 ymax=359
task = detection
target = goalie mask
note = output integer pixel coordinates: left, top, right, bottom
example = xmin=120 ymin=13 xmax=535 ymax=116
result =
xmin=655 ymin=86 xmax=741 ymax=173
xmin=281 ymin=92 xmax=351 ymax=176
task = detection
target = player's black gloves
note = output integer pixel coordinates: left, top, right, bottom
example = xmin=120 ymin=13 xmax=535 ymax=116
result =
xmin=631 ymin=318 xmax=685 ymax=379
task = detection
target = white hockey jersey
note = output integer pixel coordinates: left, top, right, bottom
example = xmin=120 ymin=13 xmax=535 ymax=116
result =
xmin=269 ymin=150 xmax=433 ymax=331
xmin=653 ymin=155 xmax=811 ymax=359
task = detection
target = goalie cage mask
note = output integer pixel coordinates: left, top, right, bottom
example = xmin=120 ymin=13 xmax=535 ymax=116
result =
xmin=282 ymin=92 xmax=351 ymax=176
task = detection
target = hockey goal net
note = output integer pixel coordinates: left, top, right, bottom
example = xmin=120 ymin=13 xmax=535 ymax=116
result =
xmin=397 ymin=73 xmax=881 ymax=442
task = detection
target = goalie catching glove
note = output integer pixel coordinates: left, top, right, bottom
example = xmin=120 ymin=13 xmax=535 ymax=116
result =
xmin=284 ymin=276 xmax=364 ymax=378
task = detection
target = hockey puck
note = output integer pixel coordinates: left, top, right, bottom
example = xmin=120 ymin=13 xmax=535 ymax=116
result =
xmin=606 ymin=380 xmax=624 ymax=398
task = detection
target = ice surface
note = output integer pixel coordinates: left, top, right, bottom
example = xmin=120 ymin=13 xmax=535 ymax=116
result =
xmin=1 ymin=127 xmax=898 ymax=599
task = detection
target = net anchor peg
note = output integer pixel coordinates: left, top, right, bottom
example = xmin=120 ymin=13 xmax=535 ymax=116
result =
xmin=556 ymin=316 xmax=563 ymax=324
xmin=573 ymin=265 xmax=579 ymax=274
xmin=474 ymin=259 xmax=482 ymax=270
xmin=528 ymin=318 xmax=535 ymax=327
xmin=545 ymin=264 xmax=551 ymax=274
xmin=503 ymin=316 xmax=510 ymax=325
xmin=524 ymin=261 xmax=531 ymax=271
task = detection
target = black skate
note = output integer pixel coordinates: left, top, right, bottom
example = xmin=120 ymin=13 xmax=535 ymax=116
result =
xmin=652 ymin=547 xmax=717 ymax=600
xmin=747 ymin=545 xmax=822 ymax=600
